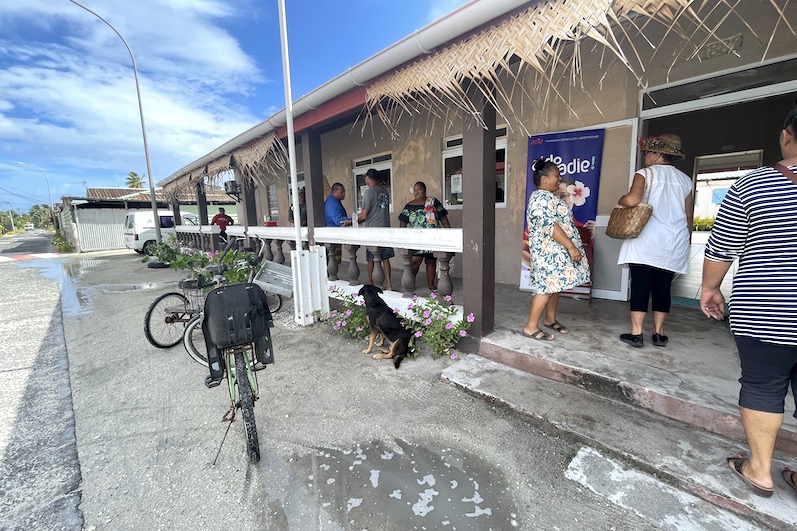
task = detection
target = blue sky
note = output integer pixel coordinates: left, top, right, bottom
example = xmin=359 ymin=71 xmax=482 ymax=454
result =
xmin=0 ymin=0 xmax=468 ymax=212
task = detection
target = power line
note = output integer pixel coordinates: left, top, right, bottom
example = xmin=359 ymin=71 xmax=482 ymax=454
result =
xmin=0 ymin=185 xmax=48 ymax=203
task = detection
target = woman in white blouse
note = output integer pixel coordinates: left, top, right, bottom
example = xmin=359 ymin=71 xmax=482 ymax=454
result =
xmin=616 ymin=134 xmax=693 ymax=348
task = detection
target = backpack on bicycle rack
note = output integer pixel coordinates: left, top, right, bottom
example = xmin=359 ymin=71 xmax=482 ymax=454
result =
xmin=202 ymin=283 xmax=275 ymax=379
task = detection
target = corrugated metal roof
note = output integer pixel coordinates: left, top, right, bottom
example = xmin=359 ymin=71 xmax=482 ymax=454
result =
xmin=83 ymin=187 xmax=232 ymax=202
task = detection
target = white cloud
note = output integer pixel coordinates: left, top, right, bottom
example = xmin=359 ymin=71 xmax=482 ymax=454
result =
xmin=0 ymin=0 xmax=267 ymax=192
xmin=426 ymin=0 xmax=470 ymax=24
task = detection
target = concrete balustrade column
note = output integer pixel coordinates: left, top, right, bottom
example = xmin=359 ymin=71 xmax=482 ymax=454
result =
xmin=401 ymin=248 xmax=416 ymax=297
xmin=435 ymin=252 xmax=455 ymax=297
xmin=326 ymin=243 xmax=340 ymax=281
xmin=273 ymin=240 xmax=286 ymax=264
xmin=347 ymin=245 xmax=361 ymax=285
xmin=263 ymin=239 xmax=274 ymax=261
xmin=368 ymin=246 xmax=385 ymax=287
xmin=210 ymin=234 xmax=220 ymax=253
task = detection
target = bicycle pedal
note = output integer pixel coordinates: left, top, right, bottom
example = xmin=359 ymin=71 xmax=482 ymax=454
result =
xmin=204 ymin=375 xmax=223 ymax=388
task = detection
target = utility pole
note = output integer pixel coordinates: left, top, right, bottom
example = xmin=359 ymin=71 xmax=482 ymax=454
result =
xmin=3 ymin=203 xmax=14 ymax=232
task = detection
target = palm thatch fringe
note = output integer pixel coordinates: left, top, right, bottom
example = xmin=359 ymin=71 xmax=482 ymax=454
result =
xmin=162 ymin=133 xmax=288 ymax=201
xmin=231 ymin=132 xmax=289 ymax=186
xmin=364 ymin=0 xmax=795 ymax=137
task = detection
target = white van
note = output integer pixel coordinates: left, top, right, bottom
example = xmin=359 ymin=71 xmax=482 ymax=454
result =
xmin=24 ymin=223 xmax=35 ymax=231
xmin=124 ymin=210 xmax=199 ymax=254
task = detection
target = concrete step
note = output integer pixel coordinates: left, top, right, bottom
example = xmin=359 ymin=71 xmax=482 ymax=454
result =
xmin=477 ymin=326 xmax=797 ymax=456
xmin=442 ymin=354 xmax=797 ymax=530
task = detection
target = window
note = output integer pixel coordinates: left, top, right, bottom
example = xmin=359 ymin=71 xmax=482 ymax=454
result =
xmin=442 ymin=127 xmax=507 ymax=208
xmin=286 ymin=172 xmax=305 ymax=206
xmin=159 ymin=215 xmax=175 ymax=228
xmin=711 ymin=188 xmax=729 ymax=204
xmin=266 ymin=184 xmax=279 ymax=221
xmin=353 ymin=153 xmax=393 ymax=212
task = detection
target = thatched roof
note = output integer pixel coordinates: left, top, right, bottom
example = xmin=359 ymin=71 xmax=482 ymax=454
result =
xmin=364 ymin=0 xmax=796 ymax=137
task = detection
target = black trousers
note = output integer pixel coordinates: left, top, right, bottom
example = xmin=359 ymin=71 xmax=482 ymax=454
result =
xmin=628 ymin=264 xmax=674 ymax=313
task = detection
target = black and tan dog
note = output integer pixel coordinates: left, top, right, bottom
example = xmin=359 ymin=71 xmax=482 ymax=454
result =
xmin=358 ymin=284 xmax=411 ymax=369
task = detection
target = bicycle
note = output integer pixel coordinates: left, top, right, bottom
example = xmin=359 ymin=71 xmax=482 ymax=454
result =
xmin=198 ymin=238 xmax=280 ymax=464
xmin=144 ymin=277 xmax=204 ymax=348
xmin=143 ymin=239 xmax=282 ymax=351
xmin=183 ymin=240 xmax=283 ymax=366
xmin=202 ymin=280 xmax=274 ymax=464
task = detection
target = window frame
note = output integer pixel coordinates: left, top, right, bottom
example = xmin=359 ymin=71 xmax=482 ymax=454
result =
xmin=442 ymin=128 xmax=508 ymax=210
xmin=352 ymin=153 xmax=394 ymax=214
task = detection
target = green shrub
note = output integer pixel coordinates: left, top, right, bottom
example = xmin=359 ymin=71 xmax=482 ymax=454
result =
xmin=693 ymin=217 xmax=715 ymax=231
xmin=144 ymin=239 xmax=257 ymax=285
xmin=52 ymin=233 xmax=73 ymax=253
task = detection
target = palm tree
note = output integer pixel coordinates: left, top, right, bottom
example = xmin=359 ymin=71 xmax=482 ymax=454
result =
xmin=126 ymin=171 xmax=144 ymax=188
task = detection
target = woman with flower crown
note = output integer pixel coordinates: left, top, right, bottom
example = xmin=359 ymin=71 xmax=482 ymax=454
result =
xmin=616 ymin=134 xmax=693 ymax=349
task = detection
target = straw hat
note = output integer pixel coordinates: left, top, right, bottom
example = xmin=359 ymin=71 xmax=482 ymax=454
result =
xmin=638 ymin=134 xmax=685 ymax=160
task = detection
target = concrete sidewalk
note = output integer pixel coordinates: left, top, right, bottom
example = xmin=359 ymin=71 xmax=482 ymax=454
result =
xmin=371 ymin=275 xmax=797 ymax=528
xmin=441 ymin=349 xmax=797 ymax=530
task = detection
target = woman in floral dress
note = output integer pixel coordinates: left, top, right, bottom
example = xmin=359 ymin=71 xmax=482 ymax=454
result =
xmin=398 ymin=181 xmax=451 ymax=291
xmin=523 ymin=158 xmax=590 ymax=340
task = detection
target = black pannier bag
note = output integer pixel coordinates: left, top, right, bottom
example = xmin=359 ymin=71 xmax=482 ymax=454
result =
xmin=202 ymin=283 xmax=274 ymax=382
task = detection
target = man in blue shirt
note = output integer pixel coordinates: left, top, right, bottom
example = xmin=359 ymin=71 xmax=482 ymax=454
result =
xmin=325 ymin=183 xmax=352 ymax=227
xmin=325 ymin=182 xmax=351 ymax=266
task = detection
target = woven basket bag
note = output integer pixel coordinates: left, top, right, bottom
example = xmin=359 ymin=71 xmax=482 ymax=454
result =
xmin=606 ymin=168 xmax=653 ymax=240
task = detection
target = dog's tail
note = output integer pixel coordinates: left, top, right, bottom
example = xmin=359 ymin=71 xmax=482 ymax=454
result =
xmin=393 ymin=339 xmax=409 ymax=369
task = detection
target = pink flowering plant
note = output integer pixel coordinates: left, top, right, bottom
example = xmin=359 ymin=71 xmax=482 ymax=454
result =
xmin=321 ymin=287 xmax=474 ymax=361
xmin=321 ymin=286 xmax=370 ymax=339
xmin=405 ymin=293 xmax=474 ymax=359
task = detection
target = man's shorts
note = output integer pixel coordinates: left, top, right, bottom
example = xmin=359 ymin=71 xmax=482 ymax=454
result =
xmin=366 ymin=247 xmax=395 ymax=261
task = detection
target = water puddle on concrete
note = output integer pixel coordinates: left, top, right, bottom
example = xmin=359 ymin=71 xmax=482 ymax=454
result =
xmin=294 ymin=439 xmax=519 ymax=530
xmin=20 ymin=259 xmax=90 ymax=316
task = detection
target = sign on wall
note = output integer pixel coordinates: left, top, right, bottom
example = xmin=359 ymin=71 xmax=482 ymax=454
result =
xmin=520 ymin=129 xmax=605 ymax=293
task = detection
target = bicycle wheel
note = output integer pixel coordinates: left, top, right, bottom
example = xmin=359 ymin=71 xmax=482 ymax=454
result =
xmin=183 ymin=314 xmax=209 ymax=367
xmin=144 ymin=292 xmax=189 ymax=348
xmin=266 ymin=292 xmax=282 ymax=314
xmin=235 ymin=351 xmax=260 ymax=463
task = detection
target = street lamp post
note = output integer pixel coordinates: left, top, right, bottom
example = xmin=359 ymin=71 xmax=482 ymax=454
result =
xmin=15 ymin=161 xmax=54 ymax=226
xmin=68 ymin=0 xmax=162 ymax=242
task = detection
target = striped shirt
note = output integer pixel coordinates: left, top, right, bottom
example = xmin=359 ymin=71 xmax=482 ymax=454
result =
xmin=704 ymin=164 xmax=797 ymax=345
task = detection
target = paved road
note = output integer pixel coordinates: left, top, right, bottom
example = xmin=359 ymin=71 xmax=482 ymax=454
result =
xmin=0 ymin=231 xmax=82 ymax=529
xmin=2 ymin=234 xmax=730 ymax=530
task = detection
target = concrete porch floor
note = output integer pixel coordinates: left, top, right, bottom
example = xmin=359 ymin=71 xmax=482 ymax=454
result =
xmin=362 ymin=263 xmax=797 ymax=456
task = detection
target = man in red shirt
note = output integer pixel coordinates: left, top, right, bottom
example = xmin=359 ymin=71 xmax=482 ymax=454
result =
xmin=211 ymin=207 xmax=234 ymax=240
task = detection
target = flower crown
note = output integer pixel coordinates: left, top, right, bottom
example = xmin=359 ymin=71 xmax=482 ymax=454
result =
xmin=638 ymin=136 xmax=667 ymax=151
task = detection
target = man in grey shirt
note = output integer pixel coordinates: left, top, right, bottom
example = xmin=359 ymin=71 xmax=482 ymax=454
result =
xmin=357 ymin=168 xmax=394 ymax=290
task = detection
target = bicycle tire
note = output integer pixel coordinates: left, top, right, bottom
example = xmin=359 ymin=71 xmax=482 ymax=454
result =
xmin=266 ymin=292 xmax=282 ymax=314
xmin=235 ymin=351 xmax=260 ymax=463
xmin=183 ymin=314 xmax=209 ymax=367
xmin=144 ymin=292 xmax=189 ymax=348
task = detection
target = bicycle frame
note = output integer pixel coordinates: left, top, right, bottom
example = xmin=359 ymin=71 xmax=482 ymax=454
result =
xmin=223 ymin=345 xmax=260 ymax=412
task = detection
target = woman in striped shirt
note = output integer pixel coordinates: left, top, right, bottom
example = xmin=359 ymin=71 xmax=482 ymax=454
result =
xmin=702 ymin=107 xmax=797 ymax=498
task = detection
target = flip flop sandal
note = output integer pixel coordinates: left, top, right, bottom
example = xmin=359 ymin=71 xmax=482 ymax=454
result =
xmin=727 ymin=456 xmax=774 ymax=498
xmin=783 ymin=468 xmax=797 ymax=496
xmin=543 ymin=321 xmax=569 ymax=334
xmin=522 ymin=329 xmax=554 ymax=341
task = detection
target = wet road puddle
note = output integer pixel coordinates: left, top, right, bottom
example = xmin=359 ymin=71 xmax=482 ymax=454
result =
xmin=19 ymin=258 xmax=165 ymax=315
xmin=295 ymin=439 xmax=518 ymax=530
